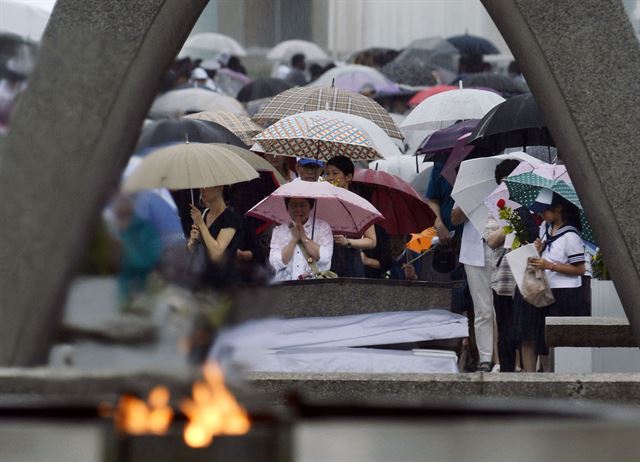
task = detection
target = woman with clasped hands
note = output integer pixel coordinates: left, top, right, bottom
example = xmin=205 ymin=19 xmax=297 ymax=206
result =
xmin=269 ymin=197 xmax=333 ymax=281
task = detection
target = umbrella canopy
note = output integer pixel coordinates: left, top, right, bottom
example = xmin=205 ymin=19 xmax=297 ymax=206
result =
xmin=267 ymin=39 xmax=329 ymax=62
xmin=467 ymin=93 xmax=555 ymax=155
xmin=237 ymin=78 xmax=292 ymax=103
xmin=502 ymin=164 xmax=594 ymax=243
xmin=0 ymin=1 xmax=50 ymax=42
xmin=183 ymin=111 xmax=264 ymax=146
xmin=302 ymin=110 xmax=403 ymax=158
xmin=178 ymin=32 xmax=246 ymax=60
xmin=417 ymin=119 xmax=480 ymax=156
xmin=408 ymin=36 xmax=460 ymax=73
xmin=247 ymin=178 xmax=383 ymax=236
xmin=311 ymin=64 xmax=400 ymax=94
xmin=381 ymin=48 xmax=439 ymax=87
xmin=447 ymin=34 xmax=500 ymax=55
xmin=408 ymin=85 xmax=457 ymax=107
xmin=401 ymin=88 xmax=505 ymax=131
xmin=253 ymin=113 xmax=383 ymax=161
xmin=451 ymin=152 xmax=543 ymax=234
xmin=149 ymin=88 xmax=246 ymax=119
xmin=136 ymin=118 xmax=246 ymax=151
xmin=459 ymin=73 xmax=529 ymax=99
xmin=123 ymin=142 xmax=259 ymax=192
xmin=254 ymin=86 xmax=403 ymax=140
xmin=406 ymin=227 xmax=438 ymax=253
xmin=440 ymin=133 xmax=476 ymax=184
xmin=352 ymin=168 xmax=436 ymax=235
xmin=368 ymin=155 xmax=433 ymax=195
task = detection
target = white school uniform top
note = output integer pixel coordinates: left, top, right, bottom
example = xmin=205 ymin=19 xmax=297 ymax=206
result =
xmin=539 ymin=223 xmax=585 ymax=289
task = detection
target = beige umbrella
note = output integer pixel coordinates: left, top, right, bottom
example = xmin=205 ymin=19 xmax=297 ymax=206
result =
xmin=222 ymin=144 xmax=287 ymax=185
xmin=184 ymin=111 xmax=263 ymax=146
xmin=149 ymin=88 xmax=247 ymax=119
xmin=123 ymin=142 xmax=259 ymax=193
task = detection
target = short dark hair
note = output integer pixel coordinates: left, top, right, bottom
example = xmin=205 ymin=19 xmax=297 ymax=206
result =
xmin=326 ymin=155 xmax=354 ymax=177
xmin=551 ymin=193 xmax=582 ymax=231
xmin=495 ymin=159 xmax=521 ymax=184
xmin=291 ymin=53 xmax=305 ymax=67
xmin=284 ymin=197 xmax=315 ymax=209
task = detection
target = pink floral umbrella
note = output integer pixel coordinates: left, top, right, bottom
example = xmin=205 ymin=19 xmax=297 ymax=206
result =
xmin=246 ymin=178 xmax=383 ymax=237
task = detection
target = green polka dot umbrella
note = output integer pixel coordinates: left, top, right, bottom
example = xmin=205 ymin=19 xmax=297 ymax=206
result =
xmin=503 ymin=165 xmax=595 ymax=244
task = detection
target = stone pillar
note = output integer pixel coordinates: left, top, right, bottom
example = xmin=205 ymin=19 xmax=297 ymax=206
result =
xmin=481 ymin=0 xmax=640 ymax=346
xmin=0 ymin=0 xmax=208 ymax=365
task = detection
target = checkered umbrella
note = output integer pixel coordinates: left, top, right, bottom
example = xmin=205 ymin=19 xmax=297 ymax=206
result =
xmin=184 ymin=111 xmax=263 ymax=146
xmin=503 ymin=164 xmax=595 ymax=244
xmin=253 ymin=86 xmax=403 ymax=140
xmin=253 ymin=114 xmax=383 ymax=161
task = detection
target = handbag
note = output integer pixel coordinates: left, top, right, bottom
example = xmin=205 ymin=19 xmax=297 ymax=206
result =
xmin=297 ymin=242 xmax=338 ymax=279
xmin=521 ymin=257 xmax=555 ymax=307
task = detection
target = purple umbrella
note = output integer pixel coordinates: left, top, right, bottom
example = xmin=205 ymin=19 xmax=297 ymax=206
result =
xmin=416 ymin=119 xmax=479 ymax=156
xmin=441 ymin=133 xmax=476 ymax=185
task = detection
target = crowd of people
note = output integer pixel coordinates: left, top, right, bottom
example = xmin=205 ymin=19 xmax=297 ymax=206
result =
xmin=69 ymin=44 xmax=590 ymax=374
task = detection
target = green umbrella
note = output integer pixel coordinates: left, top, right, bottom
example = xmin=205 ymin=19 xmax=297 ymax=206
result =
xmin=504 ymin=167 xmax=595 ymax=244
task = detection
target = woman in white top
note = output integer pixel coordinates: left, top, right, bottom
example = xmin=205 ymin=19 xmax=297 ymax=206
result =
xmin=269 ymin=197 xmax=333 ymax=281
xmin=516 ymin=191 xmax=585 ymax=372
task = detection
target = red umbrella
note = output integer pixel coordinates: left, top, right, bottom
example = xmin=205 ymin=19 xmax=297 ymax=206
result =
xmin=408 ymin=84 xmax=456 ymax=108
xmin=351 ymin=169 xmax=436 ymax=235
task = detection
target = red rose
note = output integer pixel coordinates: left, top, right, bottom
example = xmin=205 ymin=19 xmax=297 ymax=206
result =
xmin=497 ymin=199 xmax=506 ymax=209
xmin=534 ymin=214 xmax=543 ymax=226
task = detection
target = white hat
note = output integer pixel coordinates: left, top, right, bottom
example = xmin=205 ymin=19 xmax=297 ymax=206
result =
xmin=531 ymin=187 xmax=554 ymax=214
xmin=191 ymin=67 xmax=208 ymax=80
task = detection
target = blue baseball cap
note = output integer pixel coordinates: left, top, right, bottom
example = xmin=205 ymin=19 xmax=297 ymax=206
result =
xmin=298 ymin=157 xmax=325 ymax=168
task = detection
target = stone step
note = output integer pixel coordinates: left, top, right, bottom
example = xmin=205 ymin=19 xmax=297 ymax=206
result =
xmin=546 ymin=317 xmax=637 ymax=348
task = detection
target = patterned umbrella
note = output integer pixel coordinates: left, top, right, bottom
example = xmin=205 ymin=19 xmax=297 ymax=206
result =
xmin=503 ymin=164 xmax=595 ymax=244
xmin=253 ymin=114 xmax=383 ymax=161
xmin=253 ymin=86 xmax=403 ymax=140
xmin=184 ymin=111 xmax=263 ymax=146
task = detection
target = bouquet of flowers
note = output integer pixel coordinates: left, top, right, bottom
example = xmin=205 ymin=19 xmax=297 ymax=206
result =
xmin=496 ymin=199 xmax=531 ymax=250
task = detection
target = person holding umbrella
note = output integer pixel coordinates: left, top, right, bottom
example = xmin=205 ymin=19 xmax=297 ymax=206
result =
xmin=269 ymin=197 xmax=333 ymax=281
xmin=187 ymin=186 xmax=244 ymax=286
xmin=325 ymin=156 xmax=377 ymax=277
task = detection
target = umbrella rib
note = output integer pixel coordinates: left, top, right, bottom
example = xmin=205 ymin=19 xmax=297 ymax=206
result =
xmin=337 ymin=195 xmax=362 ymax=234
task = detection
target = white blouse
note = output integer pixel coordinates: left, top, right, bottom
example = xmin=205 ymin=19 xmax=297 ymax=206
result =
xmin=539 ymin=223 xmax=585 ymax=289
xmin=269 ymin=218 xmax=333 ymax=282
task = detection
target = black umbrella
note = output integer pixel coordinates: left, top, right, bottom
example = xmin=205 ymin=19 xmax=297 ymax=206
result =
xmin=135 ymin=119 xmax=247 ymax=237
xmin=236 ymin=78 xmax=292 ymax=103
xmin=381 ymin=48 xmax=439 ymax=87
xmin=458 ymin=73 xmax=529 ymax=98
xmin=467 ymin=93 xmax=555 ymax=155
xmin=136 ymin=118 xmax=246 ymax=152
xmin=447 ymin=34 xmax=500 ymax=55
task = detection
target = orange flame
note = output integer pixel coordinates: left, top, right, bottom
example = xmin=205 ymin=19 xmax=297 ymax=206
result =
xmin=115 ymin=385 xmax=174 ymax=435
xmin=181 ymin=363 xmax=251 ymax=448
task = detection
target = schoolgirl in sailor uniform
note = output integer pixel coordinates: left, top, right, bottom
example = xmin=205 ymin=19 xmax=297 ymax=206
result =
xmin=514 ymin=190 xmax=586 ymax=372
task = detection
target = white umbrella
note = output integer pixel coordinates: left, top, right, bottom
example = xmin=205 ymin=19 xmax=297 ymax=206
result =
xmin=178 ymin=32 xmax=246 ymax=60
xmin=267 ymin=39 xmax=328 ymax=62
xmin=302 ymin=110 xmax=402 ymax=159
xmin=123 ymin=142 xmax=259 ymax=193
xmin=401 ymin=88 xmax=505 ymax=131
xmin=310 ymin=64 xmax=398 ymax=93
xmin=451 ymin=152 xmax=543 ymax=234
xmin=149 ymin=88 xmax=246 ymax=119
xmin=0 ymin=1 xmax=50 ymax=42
xmin=369 ymin=154 xmax=432 ymax=189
